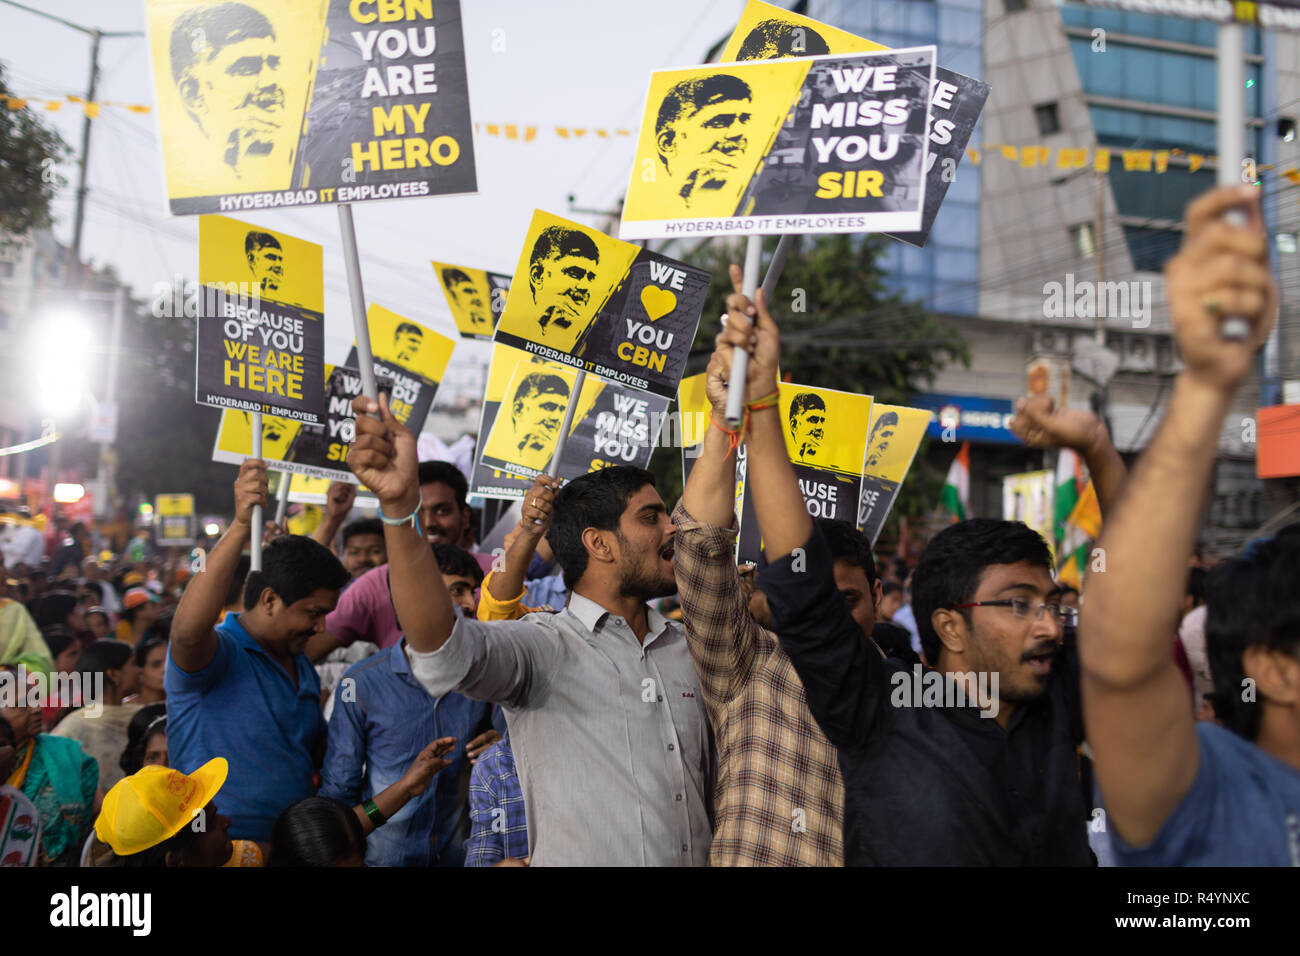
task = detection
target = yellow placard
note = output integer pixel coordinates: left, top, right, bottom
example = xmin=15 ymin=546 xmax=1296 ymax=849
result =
xmin=145 ymin=0 xmax=326 ymax=203
xmin=863 ymin=404 xmax=930 ymax=484
xmin=433 ymin=261 xmax=509 ymax=340
xmin=622 ymin=60 xmax=808 ymax=224
xmin=719 ymin=0 xmax=887 ymax=61
xmin=198 ymin=214 xmax=323 ymax=312
xmin=779 ymin=382 xmax=872 ymax=479
xmin=495 ymin=210 xmax=639 ymax=356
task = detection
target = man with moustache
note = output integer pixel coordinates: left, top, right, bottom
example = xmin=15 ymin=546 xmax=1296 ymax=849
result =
xmin=347 ymin=393 xmax=713 ymax=866
xmin=720 ymin=274 xmax=1126 ymax=865
xmin=167 ymin=458 xmax=350 ymax=843
xmin=507 ymin=373 xmax=570 ymax=472
xmin=245 ymin=231 xmax=284 ymax=298
xmin=656 ymin=74 xmax=754 ymax=208
xmin=527 ymin=227 xmax=600 ymax=344
xmin=442 ymin=268 xmax=493 ymax=332
xmin=789 ymin=392 xmax=827 ymax=463
xmin=169 ymin=2 xmax=290 ymax=183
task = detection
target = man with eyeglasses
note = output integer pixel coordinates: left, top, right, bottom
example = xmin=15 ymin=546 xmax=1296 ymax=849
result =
xmin=713 ymin=272 xmax=1127 ymax=865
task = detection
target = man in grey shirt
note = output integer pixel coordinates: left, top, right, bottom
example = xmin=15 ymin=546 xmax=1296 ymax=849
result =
xmin=347 ymin=393 xmax=712 ymax=866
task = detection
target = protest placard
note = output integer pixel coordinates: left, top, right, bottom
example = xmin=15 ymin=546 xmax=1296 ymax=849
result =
xmin=471 ymin=344 xmax=670 ymax=497
xmin=494 ymin=211 xmax=709 ymax=398
xmin=733 ymin=382 xmax=874 ymax=564
xmin=154 ymin=494 xmax=196 ymax=547
xmin=620 ymin=47 xmax=935 ymax=239
xmin=855 ymin=404 xmax=930 ymax=545
xmin=212 ymin=364 xmax=362 ymax=482
xmin=1003 ymin=469 xmax=1056 ymax=558
xmin=144 ymin=0 xmax=477 ymax=215
xmin=720 ymin=0 xmax=989 ymax=248
xmin=196 ymin=215 xmax=326 ymax=424
xmin=433 ymin=261 xmax=511 ymax=340
xmin=344 ymin=305 xmax=456 ymax=434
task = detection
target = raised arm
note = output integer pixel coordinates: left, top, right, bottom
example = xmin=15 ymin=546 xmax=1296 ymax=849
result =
xmin=485 ymin=476 xmax=556 ymax=606
xmin=312 ymin=481 xmax=357 ymax=552
xmin=347 ymin=394 xmax=454 ymax=653
xmin=671 ymin=267 xmax=778 ymax=705
xmin=1010 ymin=396 xmax=1126 ymax=518
xmin=1083 ymin=185 xmax=1277 ymax=846
xmin=720 ymin=273 xmax=885 ymax=749
xmin=170 ymin=459 xmax=266 ymax=672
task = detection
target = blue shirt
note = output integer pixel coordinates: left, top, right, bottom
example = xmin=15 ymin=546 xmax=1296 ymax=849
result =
xmin=465 ymin=735 xmax=529 ymax=866
xmin=1106 ymin=722 xmax=1300 ymax=866
xmin=165 ymin=612 xmax=324 ymax=842
xmin=319 ymin=641 xmax=493 ymax=867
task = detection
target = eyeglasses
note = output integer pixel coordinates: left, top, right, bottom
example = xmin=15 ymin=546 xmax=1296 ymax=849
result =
xmin=951 ymin=598 xmax=1078 ymax=627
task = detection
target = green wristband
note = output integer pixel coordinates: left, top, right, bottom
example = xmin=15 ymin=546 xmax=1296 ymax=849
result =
xmin=362 ymin=798 xmax=386 ymax=828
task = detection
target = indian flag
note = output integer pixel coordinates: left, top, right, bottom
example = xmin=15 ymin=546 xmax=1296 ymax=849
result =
xmin=1054 ymin=449 xmax=1082 ymax=546
xmin=1058 ymin=480 xmax=1101 ymax=589
xmin=939 ymin=442 xmax=970 ymax=521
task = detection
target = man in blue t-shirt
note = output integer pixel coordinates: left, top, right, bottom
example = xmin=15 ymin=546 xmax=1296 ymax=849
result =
xmin=167 ymin=458 xmax=351 ymax=842
xmin=1082 ymin=185 xmax=1300 ymax=865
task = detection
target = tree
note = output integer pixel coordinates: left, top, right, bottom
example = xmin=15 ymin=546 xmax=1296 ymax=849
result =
xmin=648 ymin=234 xmax=967 ymax=546
xmin=0 ymin=63 xmax=69 ymax=237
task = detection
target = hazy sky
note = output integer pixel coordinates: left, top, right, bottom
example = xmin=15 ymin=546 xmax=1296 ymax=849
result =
xmin=0 ymin=0 xmax=746 ymax=396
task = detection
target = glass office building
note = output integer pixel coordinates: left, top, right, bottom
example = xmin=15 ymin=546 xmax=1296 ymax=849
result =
xmin=810 ymin=0 xmax=985 ymax=316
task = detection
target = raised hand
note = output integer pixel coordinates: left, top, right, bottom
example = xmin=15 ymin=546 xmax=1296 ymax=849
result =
xmin=233 ymin=459 xmax=268 ymax=528
xmin=1011 ymin=394 xmax=1107 ymax=454
xmin=347 ymin=393 xmax=419 ymax=513
xmin=399 ymin=737 xmax=457 ymax=798
xmin=706 ymin=262 xmax=781 ymax=414
xmin=521 ymin=475 xmax=558 ymax=531
xmin=324 ymin=481 xmax=357 ymax=520
xmin=1166 ymin=185 xmax=1277 ymax=393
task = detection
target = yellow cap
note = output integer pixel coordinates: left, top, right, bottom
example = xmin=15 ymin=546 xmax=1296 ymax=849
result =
xmin=95 ymin=758 xmax=228 ymax=857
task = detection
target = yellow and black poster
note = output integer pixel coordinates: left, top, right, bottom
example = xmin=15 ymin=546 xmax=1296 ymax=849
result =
xmin=621 ymin=46 xmax=936 ymax=240
xmin=719 ymin=0 xmax=990 ymax=249
xmin=433 ymin=261 xmax=511 ymax=341
xmin=736 ymin=382 xmax=873 ymax=564
xmin=344 ymin=305 xmax=456 ymax=434
xmin=144 ymin=0 xmax=477 ymax=215
xmin=856 ymin=403 xmax=930 ymax=545
xmin=155 ymin=494 xmax=196 ymax=546
xmin=494 ymin=210 xmax=709 ymax=398
xmin=472 ymin=343 xmax=670 ymax=497
xmin=196 ymin=215 xmax=326 ymax=424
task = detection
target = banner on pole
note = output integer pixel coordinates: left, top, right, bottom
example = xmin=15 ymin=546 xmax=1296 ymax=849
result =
xmin=735 ymin=382 xmax=874 ymax=564
xmin=154 ymin=493 xmax=196 ymax=546
xmin=433 ymin=261 xmax=511 ymax=340
xmin=470 ymin=344 xmax=670 ymax=497
xmin=494 ymin=210 xmax=709 ymax=398
xmin=196 ymin=215 xmax=326 ymax=424
xmin=144 ymin=0 xmax=478 ymax=215
xmin=344 ymin=305 xmax=456 ymax=435
xmin=855 ymin=404 xmax=930 ymax=545
xmin=721 ymin=0 xmax=989 ymax=248
xmin=620 ymin=47 xmax=936 ymax=239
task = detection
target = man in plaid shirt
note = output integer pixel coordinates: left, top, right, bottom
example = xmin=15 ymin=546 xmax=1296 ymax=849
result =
xmin=465 ymin=733 xmax=530 ymax=866
xmin=670 ymin=264 xmax=858 ymax=866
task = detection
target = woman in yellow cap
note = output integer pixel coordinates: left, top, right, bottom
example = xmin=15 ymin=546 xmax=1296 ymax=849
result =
xmin=94 ymin=757 xmax=262 ymax=867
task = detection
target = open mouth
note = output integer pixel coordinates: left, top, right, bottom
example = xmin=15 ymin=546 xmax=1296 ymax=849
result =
xmin=1023 ymin=647 xmax=1056 ymax=676
xmin=659 ymin=543 xmax=675 ymax=561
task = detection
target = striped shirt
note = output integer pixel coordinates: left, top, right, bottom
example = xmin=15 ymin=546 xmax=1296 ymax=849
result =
xmin=672 ymin=503 xmax=845 ymax=866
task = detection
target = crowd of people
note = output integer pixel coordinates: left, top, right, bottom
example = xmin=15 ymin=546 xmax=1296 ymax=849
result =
xmin=2 ymin=185 xmax=1296 ymax=867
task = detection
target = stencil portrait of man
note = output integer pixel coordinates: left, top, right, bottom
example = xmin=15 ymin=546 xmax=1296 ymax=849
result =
xmin=245 ymin=230 xmax=283 ymax=297
xmin=655 ymin=74 xmax=755 ymax=209
xmin=789 ymin=391 xmax=828 ymax=463
xmin=505 ymin=372 xmax=570 ymax=471
xmin=527 ymin=226 xmax=601 ymax=344
xmin=169 ymin=2 xmax=291 ymax=182
xmin=442 ymin=268 xmax=492 ymax=332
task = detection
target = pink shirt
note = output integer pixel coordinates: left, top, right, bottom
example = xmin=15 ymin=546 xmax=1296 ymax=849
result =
xmin=326 ymin=554 xmax=495 ymax=649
